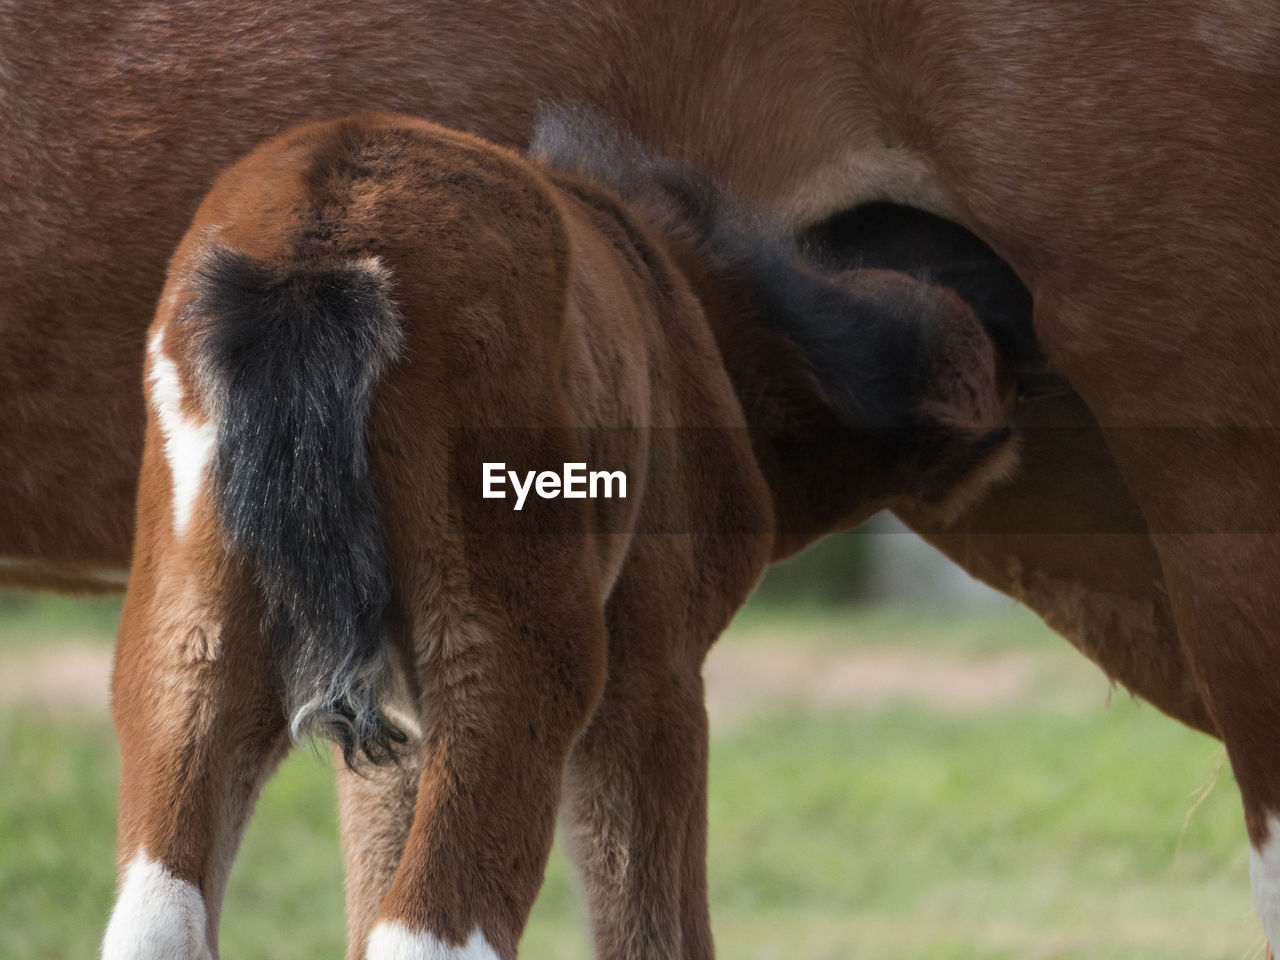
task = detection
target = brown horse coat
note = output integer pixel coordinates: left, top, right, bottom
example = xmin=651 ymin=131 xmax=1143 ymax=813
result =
xmin=102 ymin=112 xmax=1015 ymax=959
xmin=4 ymin=0 xmax=1278 ymax=953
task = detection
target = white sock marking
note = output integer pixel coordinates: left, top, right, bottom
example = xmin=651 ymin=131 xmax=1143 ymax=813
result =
xmin=366 ymin=922 xmax=500 ymax=960
xmin=148 ymin=328 xmax=215 ymax=537
xmin=1251 ymin=814 xmax=1280 ymax=952
xmin=101 ymin=851 xmax=213 ymax=960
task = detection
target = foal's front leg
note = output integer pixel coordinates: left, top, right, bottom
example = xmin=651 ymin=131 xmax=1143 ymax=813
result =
xmin=563 ymin=661 xmax=713 ymax=960
xmin=559 ymin=546 xmax=724 ymax=960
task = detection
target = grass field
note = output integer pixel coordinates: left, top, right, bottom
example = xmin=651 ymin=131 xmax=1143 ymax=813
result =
xmin=0 ymin=589 xmax=1261 ymax=959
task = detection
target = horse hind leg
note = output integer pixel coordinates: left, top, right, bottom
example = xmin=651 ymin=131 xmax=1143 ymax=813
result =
xmin=336 ymin=732 xmax=423 ymax=958
xmin=361 ymin=567 xmax=608 ymax=959
xmin=103 ymin=450 xmax=290 ymax=959
xmin=106 ymin=248 xmax=408 ymax=957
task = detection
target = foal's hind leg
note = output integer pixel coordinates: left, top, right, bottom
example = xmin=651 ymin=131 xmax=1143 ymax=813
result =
xmin=102 ymin=456 xmax=288 ymax=959
xmin=335 ymin=647 xmax=424 ymax=957
xmin=362 ymin=552 xmax=607 ymax=959
xmin=336 ymin=739 xmax=421 ymax=957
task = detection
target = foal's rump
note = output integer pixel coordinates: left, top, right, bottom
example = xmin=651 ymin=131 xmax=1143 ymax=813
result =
xmin=115 ymin=209 xmax=615 ymax=960
xmin=140 ymin=113 xmax=634 ymax=757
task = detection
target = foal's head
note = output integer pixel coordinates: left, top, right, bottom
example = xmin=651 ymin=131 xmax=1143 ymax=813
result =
xmin=531 ymin=106 xmax=1018 ymax=554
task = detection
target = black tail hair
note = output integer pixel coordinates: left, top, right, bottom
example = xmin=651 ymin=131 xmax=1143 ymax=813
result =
xmin=187 ymin=247 xmax=406 ymax=766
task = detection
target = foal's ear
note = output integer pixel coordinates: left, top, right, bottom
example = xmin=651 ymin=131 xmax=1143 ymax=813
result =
xmin=790 ymin=268 xmax=1020 ymax=523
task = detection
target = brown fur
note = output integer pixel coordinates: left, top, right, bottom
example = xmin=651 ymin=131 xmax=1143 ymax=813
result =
xmin=112 ymin=114 xmax=1014 ymax=958
xmin=5 ymin=0 xmax=1278 ymax=950
xmin=0 ymin=2 xmax=1240 ymax=745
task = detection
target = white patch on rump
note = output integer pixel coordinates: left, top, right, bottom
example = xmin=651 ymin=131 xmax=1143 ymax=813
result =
xmin=147 ymin=327 xmax=216 ymax=537
xmin=366 ymin=922 xmax=500 ymax=960
xmin=1250 ymin=813 xmax=1280 ymax=952
xmin=101 ymin=851 xmax=213 ymax=960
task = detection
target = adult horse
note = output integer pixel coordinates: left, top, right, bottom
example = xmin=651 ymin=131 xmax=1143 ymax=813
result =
xmin=1 ymin=0 xmax=1275 ymax=954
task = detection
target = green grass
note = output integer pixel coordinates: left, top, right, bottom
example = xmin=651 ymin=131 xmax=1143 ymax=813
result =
xmin=727 ymin=600 xmax=1064 ymax=655
xmin=0 ymin=597 xmax=1261 ymax=958
xmin=0 ymin=693 xmax=1256 ymax=958
xmin=703 ymin=705 xmax=1250 ymax=959
xmin=0 ymin=590 xmax=123 ymax=650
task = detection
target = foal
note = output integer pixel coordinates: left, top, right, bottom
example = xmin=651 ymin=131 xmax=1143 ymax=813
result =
xmin=104 ymin=112 xmax=1015 ymax=959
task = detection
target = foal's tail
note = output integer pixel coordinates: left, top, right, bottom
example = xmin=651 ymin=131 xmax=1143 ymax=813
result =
xmin=188 ymin=247 xmax=406 ymax=766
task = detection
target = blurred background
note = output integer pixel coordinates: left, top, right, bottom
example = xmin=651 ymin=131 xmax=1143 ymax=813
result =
xmin=0 ymin=521 xmax=1258 ymax=959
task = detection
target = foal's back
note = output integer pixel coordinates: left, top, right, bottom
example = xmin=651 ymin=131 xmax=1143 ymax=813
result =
xmin=177 ymin=111 xmax=767 ymax=555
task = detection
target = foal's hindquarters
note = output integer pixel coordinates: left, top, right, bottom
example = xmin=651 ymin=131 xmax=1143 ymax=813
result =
xmin=103 ymin=116 xmax=774 ymax=959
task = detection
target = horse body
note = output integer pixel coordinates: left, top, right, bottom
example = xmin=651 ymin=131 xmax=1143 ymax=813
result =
xmin=0 ymin=0 xmax=848 ymax=584
xmin=4 ymin=0 xmax=1279 ymax=951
